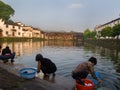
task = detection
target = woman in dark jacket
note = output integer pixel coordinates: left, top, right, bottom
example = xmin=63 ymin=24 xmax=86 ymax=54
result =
xmin=0 ymin=46 xmax=15 ymax=63
xmin=36 ymin=54 xmax=57 ymax=76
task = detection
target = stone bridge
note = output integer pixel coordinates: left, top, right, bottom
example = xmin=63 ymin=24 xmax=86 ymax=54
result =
xmin=43 ymin=32 xmax=83 ymax=41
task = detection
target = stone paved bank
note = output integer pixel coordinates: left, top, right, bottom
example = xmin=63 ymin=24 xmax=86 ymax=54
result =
xmin=0 ymin=61 xmax=75 ymax=90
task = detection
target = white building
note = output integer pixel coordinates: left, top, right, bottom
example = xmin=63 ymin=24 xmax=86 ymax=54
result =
xmin=95 ymin=17 xmax=120 ymax=38
xmin=0 ymin=19 xmax=43 ymax=38
xmin=0 ymin=19 xmax=23 ymax=37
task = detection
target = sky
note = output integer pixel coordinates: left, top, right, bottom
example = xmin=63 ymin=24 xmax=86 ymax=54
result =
xmin=2 ymin=0 xmax=120 ymax=32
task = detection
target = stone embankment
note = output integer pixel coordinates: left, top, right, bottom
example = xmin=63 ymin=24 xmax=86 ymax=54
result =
xmin=0 ymin=61 xmax=75 ymax=90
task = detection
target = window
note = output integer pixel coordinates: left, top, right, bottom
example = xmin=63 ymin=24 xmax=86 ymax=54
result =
xmin=18 ymin=26 xmax=20 ymax=29
xmin=6 ymin=25 xmax=8 ymax=28
xmin=18 ymin=32 xmax=21 ymax=35
xmin=6 ymin=31 xmax=8 ymax=35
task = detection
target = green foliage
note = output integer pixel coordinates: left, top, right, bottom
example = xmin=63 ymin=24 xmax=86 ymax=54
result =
xmin=0 ymin=1 xmax=14 ymax=20
xmin=84 ymin=29 xmax=91 ymax=39
xmin=83 ymin=29 xmax=96 ymax=39
xmin=112 ymin=24 xmax=120 ymax=37
xmin=101 ymin=27 xmax=112 ymax=37
xmin=90 ymin=30 xmax=96 ymax=38
xmin=95 ymin=24 xmax=120 ymax=39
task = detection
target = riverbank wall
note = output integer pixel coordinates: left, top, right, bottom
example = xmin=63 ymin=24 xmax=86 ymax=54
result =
xmin=84 ymin=39 xmax=120 ymax=50
xmin=0 ymin=37 xmax=46 ymax=42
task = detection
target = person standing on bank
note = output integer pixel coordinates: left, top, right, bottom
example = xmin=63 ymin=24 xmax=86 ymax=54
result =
xmin=72 ymin=57 xmax=101 ymax=85
xmin=35 ymin=53 xmax=57 ymax=76
xmin=0 ymin=46 xmax=15 ymax=63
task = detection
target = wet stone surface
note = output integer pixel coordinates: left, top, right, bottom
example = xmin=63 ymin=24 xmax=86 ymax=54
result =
xmin=0 ymin=61 xmax=75 ymax=90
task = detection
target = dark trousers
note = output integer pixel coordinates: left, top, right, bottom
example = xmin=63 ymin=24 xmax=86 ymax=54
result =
xmin=0 ymin=52 xmax=15 ymax=60
xmin=72 ymin=71 xmax=88 ymax=85
xmin=41 ymin=66 xmax=57 ymax=74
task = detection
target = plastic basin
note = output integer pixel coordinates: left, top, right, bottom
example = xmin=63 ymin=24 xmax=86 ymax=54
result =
xmin=92 ymin=71 xmax=101 ymax=85
xmin=19 ymin=68 xmax=36 ymax=79
xmin=76 ymin=79 xmax=94 ymax=90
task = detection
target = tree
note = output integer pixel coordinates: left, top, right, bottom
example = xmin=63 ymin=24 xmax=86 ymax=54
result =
xmin=112 ymin=24 xmax=120 ymax=39
xmin=0 ymin=1 xmax=14 ymax=21
xmin=101 ymin=27 xmax=112 ymax=37
xmin=84 ymin=29 xmax=97 ymax=39
xmin=84 ymin=29 xmax=91 ymax=39
xmin=90 ymin=30 xmax=96 ymax=39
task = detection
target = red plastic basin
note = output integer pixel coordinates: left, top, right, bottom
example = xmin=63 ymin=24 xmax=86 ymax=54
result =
xmin=76 ymin=79 xmax=94 ymax=90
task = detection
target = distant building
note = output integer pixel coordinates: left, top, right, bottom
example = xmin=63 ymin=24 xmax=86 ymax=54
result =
xmin=32 ymin=28 xmax=42 ymax=38
xmin=0 ymin=18 xmax=42 ymax=38
xmin=0 ymin=18 xmax=83 ymax=40
xmin=22 ymin=26 xmax=33 ymax=38
xmin=95 ymin=17 xmax=120 ymax=38
xmin=0 ymin=19 xmax=23 ymax=37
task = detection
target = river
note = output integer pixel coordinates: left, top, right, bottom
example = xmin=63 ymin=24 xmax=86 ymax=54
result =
xmin=0 ymin=40 xmax=120 ymax=90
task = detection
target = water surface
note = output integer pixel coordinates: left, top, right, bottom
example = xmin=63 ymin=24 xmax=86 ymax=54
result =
xmin=0 ymin=41 xmax=120 ymax=90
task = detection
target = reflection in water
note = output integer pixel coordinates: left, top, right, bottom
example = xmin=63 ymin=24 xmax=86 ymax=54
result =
xmin=84 ymin=43 xmax=120 ymax=73
xmin=84 ymin=43 xmax=120 ymax=90
xmin=0 ymin=41 xmax=120 ymax=90
xmin=43 ymin=74 xmax=56 ymax=83
xmin=0 ymin=41 xmax=83 ymax=56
